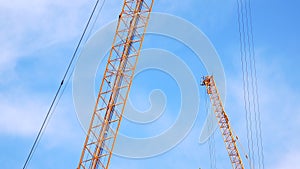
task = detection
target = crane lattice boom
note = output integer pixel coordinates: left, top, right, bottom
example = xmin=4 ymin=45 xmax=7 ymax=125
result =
xmin=77 ymin=0 xmax=154 ymax=168
xmin=202 ymin=76 xmax=245 ymax=169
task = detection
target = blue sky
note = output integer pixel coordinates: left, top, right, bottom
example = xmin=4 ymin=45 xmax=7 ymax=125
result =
xmin=1 ymin=0 xmax=300 ymax=169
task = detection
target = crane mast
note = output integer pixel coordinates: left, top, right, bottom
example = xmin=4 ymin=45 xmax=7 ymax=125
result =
xmin=202 ymin=76 xmax=245 ymax=169
xmin=77 ymin=0 xmax=154 ymax=168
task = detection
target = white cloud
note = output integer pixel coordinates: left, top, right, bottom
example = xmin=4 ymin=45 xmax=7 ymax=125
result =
xmin=0 ymin=91 xmax=47 ymax=136
xmin=0 ymin=0 xmax=92 ymax=73
xmin=0 ymin=88 xmax=84 ymax=152
xmin=225 ymin=48 xmax=300 ymax=169
xmin=0 ymin=45 xmax=18 ymax=72
xmin=0 ymin=1 xmax=298 ymax=168
xmin=271 ymin=150 xmax=300 ymax=169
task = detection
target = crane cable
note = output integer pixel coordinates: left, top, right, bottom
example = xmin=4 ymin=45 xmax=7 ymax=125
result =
xmin=236 ymin=0 xmax=254 ymax=167
xmin=240 ymin=0 xmax=256 ymax=166
xmin=242 ymin=1 xmax=265 ymax=169
xmin=236 ymin=0 xmax=265 ymax=169
xmin=245 ymin=1 xmax=265 ymax=168
xmin=232 ymin=129 xmax=254 ymax=169
xmin=22 ymin=0 xmax=106 ymax=168
xmin=204 ymin=90 xmax=217 ymax=169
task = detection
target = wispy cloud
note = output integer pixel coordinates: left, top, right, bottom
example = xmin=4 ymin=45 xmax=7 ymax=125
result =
xmin=0 ymin=0 xmax=104 ymax=137
xmin=0 ymin=0 xmax=299 ymax=168
xmin=0 ymin=92 xmax=45 ymax=136
xmin=0 ymin=0 xmax=92 ymax=74
xmin=271 ymin=150 xmax=300 ymax=169
xmin=224 ymin=46 xmax=300 ymax=168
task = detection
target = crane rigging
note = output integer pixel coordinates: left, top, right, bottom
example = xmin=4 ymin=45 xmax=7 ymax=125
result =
xmin=20 ymin=0 xmax=265 ymax=168
xmin=202 ymin=76 xmax=245 ymax=169
xmin=77 ymin=0 xmax=154 ymax=168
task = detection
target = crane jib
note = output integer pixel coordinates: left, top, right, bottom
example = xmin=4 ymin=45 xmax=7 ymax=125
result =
xmin=202 ymin=76 xmax=245 ymax=169
xmin=77 ymin=0 xmax=154 ymax=169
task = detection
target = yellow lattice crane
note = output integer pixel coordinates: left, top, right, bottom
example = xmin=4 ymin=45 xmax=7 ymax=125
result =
xmin=77 ymin=0 xmax=154 ymax=168
xmin=202 ymin=75 xmax=245 ymax=169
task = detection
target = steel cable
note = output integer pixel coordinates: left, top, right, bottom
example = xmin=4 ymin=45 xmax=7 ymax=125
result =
xmin=240 ymin=0 xmax=256 ymax=166
xmin=22 ymin=0 xmax=105 ymax=168
xmin=246 ymin=0 xmax=265 ymax=168
xmin=236 ymin=0 xmax=253 ymax=166
xmin=236 ymin=0 xmax=265 ymax=168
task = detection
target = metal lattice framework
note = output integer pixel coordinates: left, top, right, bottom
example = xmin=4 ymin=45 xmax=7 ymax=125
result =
xmin=77 ymin=0 xmax=154 ymax=168
xmin=202 ymin=76 xmax=245 ymax=169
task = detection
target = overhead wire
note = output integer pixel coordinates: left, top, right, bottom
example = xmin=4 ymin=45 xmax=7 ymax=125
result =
xmin=242 ymin=0 xmax=265 ymax=168
xmin=243 ymin=0 xmax=261 ymax=168
xmin=86 ymin=0 xmax=107 ymax=42
xmin=232 ymin=129 xmax=253 ymax=169
xmin=208 ymin=134 xmax=217 ymax=169
xmin=209 ymin=131 xmax=217 ymax=169
xmin=236 ymin=0 xmax=254 ymax=167
xmin=205 ymin=89 xmax=217 ymax=169
xmin=22 ymin=0 xmax=105 ymax=168
xmin=243 ymin=1 xmax=259 ymax=167
xmin=236 ymin=0 xmax=265 ymax=169
xmin=240 ymin=0 xmax=256 ymax=166
xmin=246 ymin=0 xmax=265 ymax=168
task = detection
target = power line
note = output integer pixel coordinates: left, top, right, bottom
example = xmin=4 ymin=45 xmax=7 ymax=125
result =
xmin=86 ymin=0 xmax=107 ymax=42
xmin=246 ymin=0 xmax=265 ymax=168
xmin=22 ymin=0 xmax=105 ymax=168
xmin=236 ymin=0 xmax=265 ymax=169
xmin=240 ymin=0 xmax=256 ymax=166
xmin=205 ymin=90 xmax=217 ymax=169
xmin=236 ymin=0 xmax=253 ymax=167
xmin=244 ymin=1 xmax=261 ymax=168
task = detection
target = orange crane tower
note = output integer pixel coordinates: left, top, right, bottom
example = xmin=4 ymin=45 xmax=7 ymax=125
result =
xmin=77 ymin=0 xmax=154 ymax=168
xmin=202 ymin=76 xmax=245 ymax=169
